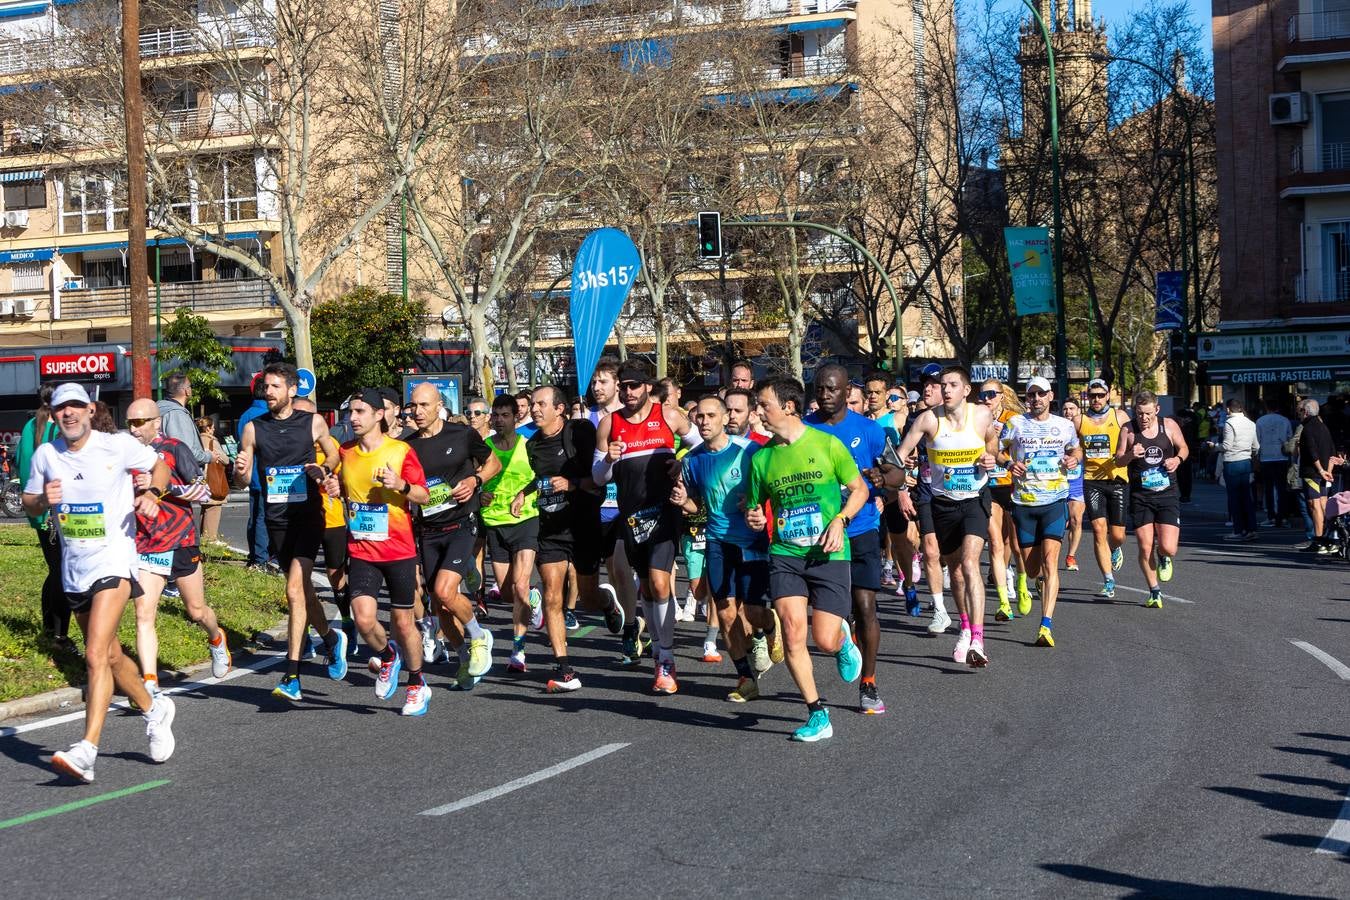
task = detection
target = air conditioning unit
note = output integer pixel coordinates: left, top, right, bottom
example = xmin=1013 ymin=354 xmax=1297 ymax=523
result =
xmin=0 ymin=299 xmax=13 ymax=315
xmin=1270 ymin=92 xmax=1311 ymax=126
xmin=62 ymin=276 xmax=85 ymax=291
xmin=3 ymin=209 xmax=29 ymax=228
xmin=14 ymin=297 xmax=35 ymax=316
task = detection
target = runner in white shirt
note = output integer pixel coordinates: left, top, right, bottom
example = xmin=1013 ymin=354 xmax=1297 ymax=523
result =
xmin=23 ymin=383 xmax=179 ymax=783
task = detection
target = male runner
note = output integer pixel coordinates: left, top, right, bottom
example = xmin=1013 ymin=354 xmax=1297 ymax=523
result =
xmin=234 ymin=362 xmax=347 ymax=700
xmin=805 ymin=364 xmax=889 ymax=715
xmin=481 ymin=395 xmax=538 ymax=679
xmin=323 ymin=390 xmax=432 ymax=715
xmin=1078 ymin=378 xmax=1131 ymax=599
xmin=745 ymin=377 xmax=867 ymax=741
xmin=125 ymin=399 xmax=230 ymax=689
xmin=465 ymin=396 xmax=492 ymax=440
xmin=404 ymin=383 xmax=500 ymax=690
xmin=25 ymin=383 xmax=177 ymax=782
xmin=593 ymin=362 xmax=701 ymax=693
xmin=730 ymin=360 xmax=755 ymax=391
xmin=587 ymin=357 xmax=642 ymax=661
xmin=895 ymin=367 xmax=998 ymax=666
xmin=293 ymin=396 xmax=356 ymax=658
xmin=1060 ymin=398 xmax=1086 ymax=571
xmin=998 ymin=377 xmax=1079 ymax=647
xmin=726 ymin=387 xmax=770 ymax=446
xmin=1115 ymin=390 xmax=1188 ymax=608
xmin=897 ymin=364 xmax=950 ymax=630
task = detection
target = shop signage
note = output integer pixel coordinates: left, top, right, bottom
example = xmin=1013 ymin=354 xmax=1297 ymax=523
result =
xmin=39 ymin=352 xmax=116 ymax=382
xmin=1198 ymin=330 xmax=1350 ymax=361
xmin=1224 ymin=368 xmax=1336 ymax=385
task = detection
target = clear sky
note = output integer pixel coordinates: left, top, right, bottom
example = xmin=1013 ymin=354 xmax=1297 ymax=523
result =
xmin=998 ymin=0 xmax=1214 ymax=55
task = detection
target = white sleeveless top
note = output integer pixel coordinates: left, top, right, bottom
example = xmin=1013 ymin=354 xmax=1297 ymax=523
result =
xmin=927 ymin=403 xmax=989 ymax=501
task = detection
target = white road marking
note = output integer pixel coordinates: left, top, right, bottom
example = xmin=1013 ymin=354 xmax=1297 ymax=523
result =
xmin=1110 ymin=584 xmax=1194 ymax=604
xmin=1190 ymin=547 xmax=1258 ymax=559
xmin=420 ymin=743 xmax=631 ymax=816
xmin=1317 ymin=786 xmax=1350 ymax=855
xmin=1290 ymin=640 xmax=1350 ymax=681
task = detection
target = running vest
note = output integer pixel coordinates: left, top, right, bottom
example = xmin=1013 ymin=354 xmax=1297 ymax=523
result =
xmin=1079 ymin=410 xmax=1125 ymax=481
xmin=482 ymin=434 xmax=538 ymax=526
xmin=1128 ymin=419 xmax=1177 ymax=494
xmin=609 ymin=400 xmax=676 ymax=516
xmin=927 ymin=403 xmax=989 ymax=501
xmin=252 ymin=409 xmax=320 ymax=523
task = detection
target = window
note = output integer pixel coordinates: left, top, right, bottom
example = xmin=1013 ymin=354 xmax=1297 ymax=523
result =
xmin=9 ymin=262 xmax=42 ymax=293
xmin=1319 ymin=92 xmax=1350 ymax=171
xmin=62 ymin=174 xmax=108 ymax=234
xmin=197 ymin=155 xmax=258 ymax=222
xmin=3 ymin=180 xmax=44 ymax=210
xmin=157 ymin=248 xmax=198 ymax=283
xmin=1321 ymin=221 xmax=1350 ymax=301
xmin=83 ymin=257 xmax=126 ymax=290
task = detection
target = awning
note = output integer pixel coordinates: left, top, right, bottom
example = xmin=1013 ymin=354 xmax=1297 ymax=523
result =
xmin=0 ymin=3 xmax=49 ymax=20
xmin=0 ymin=248 xmax=53 ymax=264
xmin=785 ymin=17 xmax=848 ymax=32
xmin=61 ymin=231 xmax=262 ymax=254
xmin=0 ymin=169 xmax=44 ymax=183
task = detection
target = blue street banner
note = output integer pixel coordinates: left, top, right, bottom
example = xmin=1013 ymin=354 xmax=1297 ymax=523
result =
xmin=1004 ymin=227 xmax=1055 ymax=316
xmin=402 ymin=373 xmax=462 ymax=415
xmin=569 ymin=228 xmax=641 ymax=390
xmin=1154 ymin=270 xmax=1185 ymax=332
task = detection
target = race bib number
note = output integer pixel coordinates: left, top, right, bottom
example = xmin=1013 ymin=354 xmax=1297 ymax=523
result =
xmin=138 ymin=549 xmax=173 ymax=576
xmin=627 ymin=505 xmax=663 ymax=544
xmin=349 ymin=502 xmax=389 ymax=541
xmin=989 ymin=463 xmax=1009 ymax=481
xmin=1083 ymin=434 xmax=1112 ymax=460
xmin=777 ymin=502 xmax=824 ymax=548
xmin=538 ymin=477 xmax=569 ymax=514
xmin=423 ymin=476 xmax=457 ymax=517
xmin=1140 ymin=466 xmax=1170 ymax=491
xmin=58 ymin=502 xmax=106 ymax=540
xmin=265 ymin=465 xmax=308 ymax=504
xmin=688 ymin=525 xmax=706 ymax=552
xmin=602 ymin=481 xmax=618 ymax=510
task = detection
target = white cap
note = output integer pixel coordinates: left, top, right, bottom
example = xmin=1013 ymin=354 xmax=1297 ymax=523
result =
xmin=1026 ymin=376 xmax=1052 ymax=393
xmin=906 ymin=390 xmax=920 ymax=403
xmin=50 ymin=383 xmax=91 ymax=409
xmin=1087 ymin=378 xmax=1109 ymax=391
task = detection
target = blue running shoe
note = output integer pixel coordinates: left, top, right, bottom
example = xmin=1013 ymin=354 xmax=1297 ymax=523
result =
xmin=375 ymin=642 xmax=402 ymax=700
xmin=401 ymin=681 xmax=431 ymax=717
xmin=836 ymin=620 xmax=863 ymax=684
xmin=326 ymin=628 xmax=349 ymax=681
xmin=904 ymin=584 xmax=921 ymax=617
xmin=791 ymin=708 xmax=833 ymax=742
xmin=1098 ymin=578 xmax=1116 ymax=600
xmin=272 ymin=675 xmax=302 ymax=701
xmin=1111 ymin=546 xmax=1124 ymax=571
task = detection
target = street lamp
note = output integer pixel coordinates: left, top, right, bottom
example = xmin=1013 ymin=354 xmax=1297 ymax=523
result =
xmin=1017 ymin=0 xmax=1070 ymax=399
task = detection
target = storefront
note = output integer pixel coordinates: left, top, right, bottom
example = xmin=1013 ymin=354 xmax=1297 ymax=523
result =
xmin=1198 ymin=328 xmax=1350 ymax=406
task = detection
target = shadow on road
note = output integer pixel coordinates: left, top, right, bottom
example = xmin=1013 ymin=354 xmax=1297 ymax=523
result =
xmin=1040 ymin=863 xmax=1334 ymax=898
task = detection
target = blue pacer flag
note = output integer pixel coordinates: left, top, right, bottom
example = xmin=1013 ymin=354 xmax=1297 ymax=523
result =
xmin=1004 ymin=227 xmax=1055 ymax=316
xmin=569 ymin=228 xmax=641 ymax=389
xmin=1155 ymin=270 xmax=1185 ymax=332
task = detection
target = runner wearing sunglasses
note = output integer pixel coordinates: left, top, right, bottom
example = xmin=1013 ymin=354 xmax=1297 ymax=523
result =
xmin=1077 ymin=378 xmax=1132 ymax=599
xmin=979 ymin=380 xmax=1026 ymax=622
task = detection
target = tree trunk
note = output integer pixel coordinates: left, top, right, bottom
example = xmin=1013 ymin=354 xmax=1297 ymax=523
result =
xmin=289 ymin=309 xmax=315 ymax=394
xmin=502 ymin=338 xmax=519 ymax=394
xmin=468 ymin=305 xmax=490 ymax=396
xmin=654 ymin=308 xmax=668 ymax=379
xmin=787 ymin=294 xmax=804 ymax=382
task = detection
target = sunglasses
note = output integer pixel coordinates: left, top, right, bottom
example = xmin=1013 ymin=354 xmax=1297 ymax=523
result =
xmin=888 ymin=394 xmax=902 ymax=403
xmin=127 ymin=417 xmax=159 ymax=427
xmin=977 ymin=390 xmax=999 ymax=401
xmin=618 ymin=381 xmax=645 ymax=391
xmin=1026 ymin=389 xmax=1049 ymax=398
xmin=1087 ymin=392 xmax=1108 ymax=399
xmin=467 ymin=409 xmax=488 ymax=417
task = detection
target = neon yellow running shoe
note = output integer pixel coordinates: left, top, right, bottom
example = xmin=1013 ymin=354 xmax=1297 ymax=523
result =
xmin=1017 ymin=585 xmax=1033 ymax=617
xmin=1145 ymin=590 xmax=1164 ymax=609
xmin=1157 ymin=555 xmax=1174 ymax=583
xmin=1035 ymin=625 xmax=1055 ymax=648
xmin=995 ymin=600 xmax=1014 ymax=621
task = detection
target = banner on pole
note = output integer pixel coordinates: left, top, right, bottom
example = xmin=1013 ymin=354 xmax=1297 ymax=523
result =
xmin=1154 ymin=270 xmax=1185 ymax=332
xmin=569 ymin=228 xmax=641 ymax=391
xmin=1004 ymin=227 xmax=1055 ymax=316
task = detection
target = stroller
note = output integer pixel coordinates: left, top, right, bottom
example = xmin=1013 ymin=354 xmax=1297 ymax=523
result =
xmin=1323 ymin=491 xmax=1350 ymax=559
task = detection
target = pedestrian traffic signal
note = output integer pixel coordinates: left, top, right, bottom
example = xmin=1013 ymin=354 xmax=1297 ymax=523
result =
xmin=697 ymin=211 xmax=722 ymax=259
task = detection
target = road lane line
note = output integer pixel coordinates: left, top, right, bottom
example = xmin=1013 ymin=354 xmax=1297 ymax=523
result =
xmin=420 ymin=743 xmax=630 ymax=816
xmin=572 ymin=625 xmax=596 ymax=638
xmin=0 ymin=779 xmax=169 ymax=831
xmin=1290 ymin=640 xmax=1350 ymax=681
xmin=1110 ymin=584 xmax=1194 ymax=604
xmin=1316 ymin=786 xmax=1350 ymax=855
xmin=1190 ymin=547 xmax=1258 ymax=558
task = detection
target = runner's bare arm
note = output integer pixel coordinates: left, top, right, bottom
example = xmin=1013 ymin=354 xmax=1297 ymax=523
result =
xmin=895 ymin=409 xmax=935 ymax=462
xmin=665 ymin=405 xmax=702 ymax=450
xmin=233 ymin=421 xmax=256 ymax=483
xmin=312 ymin=416 xmax=340 ymax=466
xmin=1165 ymin=418 xmax=1189 ymax=468
xmin=1114 ymin=424 xmax=1135 ymax=464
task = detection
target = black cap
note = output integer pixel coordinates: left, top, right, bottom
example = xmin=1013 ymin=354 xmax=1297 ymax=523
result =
xmin=377 ymin=387 xmax=400 ymax=408
xmin=617 ymin=363 xmax=652 ymax=385
xmin=351 ymin=388 xmax=384 ymax=412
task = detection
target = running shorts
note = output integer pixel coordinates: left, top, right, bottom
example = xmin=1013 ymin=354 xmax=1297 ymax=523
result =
xmin=847 ymin=527 xmax=882 ymax=592
xmin=322 ymin=525 xmax=348 ymax=571
xmin=680 ymin=525 xmax=707 ymax=581
xmin=1085 ymin=479 xmax=1128 ymax=527
xmin=137 ymin=545 xmax=201 ymax=580
xmin=267 ymin=522 xmax=321 ymax=570
xmin=704 ymin=539 xmax=771 ymax=606
xmin=768 ymin=555 xmax=851 ymax=619
xmin=917 ymin=500 xmax=935 ymax=537
xmin=1305 ymin=478 xmax=1331 ymax=500
xmin=349 ymin=556 xmax=418 ymax=610
xmin=418 ymin=521 xmax=478 ymax=581
xmin=621 ymin=506 xmax=680 ymax=575
xmin=1130 ymin=489 xmax=1181 ymax=528
xmin=989 ymin=484 xmax=1014 ymax=512
xmin=883 ymin=499 xmax=910 ymax=533
xmin=486 ymin=518 xmax=540 ymax=564
xmin=1011 ymin=501 xmax=1068 ymax=545
xmin=931 ymin=494 xmax=991 ymax=557
xmin=67 ymin=574 xmax=143 ymax=614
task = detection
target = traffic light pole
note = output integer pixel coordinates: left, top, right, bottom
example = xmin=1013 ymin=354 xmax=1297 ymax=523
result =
xmin=723 ymin=219 xmax=904 ymax=377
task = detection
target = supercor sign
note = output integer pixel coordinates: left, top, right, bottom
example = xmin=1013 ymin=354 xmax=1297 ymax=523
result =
xmin=39 ymin=352 xmax=116 ymax=382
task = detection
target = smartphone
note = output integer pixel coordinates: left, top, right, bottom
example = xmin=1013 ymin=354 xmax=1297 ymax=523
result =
xmin=879 ymin=437 xmax=904 ymax=468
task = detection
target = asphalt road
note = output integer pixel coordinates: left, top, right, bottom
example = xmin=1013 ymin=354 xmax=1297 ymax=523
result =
xmin=2 ymin=484 xmax=1348 ymax=899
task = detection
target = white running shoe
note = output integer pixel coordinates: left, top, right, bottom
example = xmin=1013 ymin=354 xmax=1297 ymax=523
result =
xmin=749 ymin=635 xmax=772 ymax=675
xmin=401 ymin=681 xmax=431 ymax=717
xmin=208 ymin=636 xmax=231 ymax=679
xmin=528 ymin=588 xmax=543 ymax=630
xmin=927 ymin=608 xmax=952 ymax=635
xmin=419 ymin=616 xmax=437 ymax=662
xmin=144 ymin=695 xmax=176 ymax=763
xmin=952 ymin=628 xmax=972 ymax=664
xmin=52 ymin=739 xmax=97 ymax=783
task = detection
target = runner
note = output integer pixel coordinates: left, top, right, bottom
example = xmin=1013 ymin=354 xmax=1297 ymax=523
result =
xmin=745 ymin=376 xmax=866 ymax=741
xmin=403 ymin=383 xmax=501 ymax=691
xmin=593 ymin=362 xmax=701 ymax=693
xmin=805 ymin=363 xmax=889 ymax=714
xmin=1078 ymin=378 xmax=1131 ymax=599
xmin=998 ymin=377 xmax=1080 ymax=647
xmin=725 ymin=387 xmax=770 ymax=446
xmin=1060 ymin=398 xmax=1086 ymax=571
xmin=730 ymin=360 xmax=755 ymax=391
xmin=234 ymin=362 xmax=347 ymax=700
xmin=323 ymin=390 xmax=432 ymax=715
xmin=895 ymin=366 xmax=998 ymax=666
xmin=124 ymin=399 xmax=231 ymax=690
xmin=24 ymin=383 xmax=177 ymax=782
xmin=979 ymin=380 xmax=1025 ymax=621
xmin=1115 ymin=390 xmax=1189 ymax=608
xmin=897 ymin=363 xmax=951 ymax=632
xmin=292 ymin=397 xmax=356 ymax=658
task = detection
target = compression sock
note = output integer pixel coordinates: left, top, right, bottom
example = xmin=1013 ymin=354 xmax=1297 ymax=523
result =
xmin=705 ymin=623 xmax=719 ymax=645
xmin=958 ymin=613 xmax=971 ymax=632
xmin=1017 ymin=572 xmax=1028 ymax=593
xmin=512 ymin=634 xmax=526 ymax=654
xmin=465 ymin=617 xmax=485 ymax=641
xmin=655 ymin=597 xmax=676 ymax=660
xmin=807 ymin=699 xmax=825 ymax=714
xmin=931 ymin=591 xmax=947 ymax=615
xmin=334 ymin=586 xmax=351 ymax=619
xmin=733 ymin=656 xmax=753 ymax=678
xmin=381 ymin=642 xmax=397 ymax=662
xmin=994 ymin=577 xmax=1008 ymax=604
xmin=1041 ymin=616 xmax=1052 ymax=629
xmin=972 ymin=624 xmax=984 ymax=643
xmin=556 ymin=655 xmax=571 ymax=674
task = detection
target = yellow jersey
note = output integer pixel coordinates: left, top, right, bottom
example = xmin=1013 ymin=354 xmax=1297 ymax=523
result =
xmin=1078 ymin=410 xmax=1125 ymax=481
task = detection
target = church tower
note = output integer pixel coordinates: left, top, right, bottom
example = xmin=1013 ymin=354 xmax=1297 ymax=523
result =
xmin=1016 ymin=0 xmax=1109 ymax=146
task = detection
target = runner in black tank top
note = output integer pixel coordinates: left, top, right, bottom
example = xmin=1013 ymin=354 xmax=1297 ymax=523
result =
xmin=1116 ymin=391 xmax=1189 ymax=609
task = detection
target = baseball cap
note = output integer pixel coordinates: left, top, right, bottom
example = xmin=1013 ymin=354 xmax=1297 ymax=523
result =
xmin=351 ymin=388 xmax=385 ymax=412
xmin=1026 ymin=376 xmax=1052 ymax=393
xmin=377 ymin=386 xmax=401 ymax=408
xmin=906 ymin=390 xmax=920 ymax=403
xmin=1087 ymin=378 xmax=1109 ymax=391
xmin=50 ymin=383 xmax=91 ymax=409
xmin=617 ymin=363 xmax=652 ymax=385
xmin=919 ymin=363 xmax=942 ymax=384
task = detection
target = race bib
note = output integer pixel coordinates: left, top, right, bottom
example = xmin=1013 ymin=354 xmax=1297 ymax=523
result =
xmin=688 ymin=525 xmax=706 ymax=552
xmin=1140 ymin=466 xmax=1170 ymax=491
xmin=349 ymin=501 xmax=389 ymax=541
xmin=627 ymin=505 xmax=663 ymax=544
xmin=537 ymin=477 xmax=569 ymax=514
xmin=989 ymin=463 xmax=1009 ymax=481
xmin=138 ymin=549 xmax=174 ymax=576
xmin=1083 ymin=434 xmax=1112 ymax=460
xmin=602 ymin=481 xmax=618 ymax=510
xmin=777 ymin=502 xmax=824 ymax=548
xmin=423 ymin=476 xmax=457 ymax=517
xmin=57 ymin=502 xmax=106 ymax=540
xmin=265 ymin=465 xmax=308 ymax=504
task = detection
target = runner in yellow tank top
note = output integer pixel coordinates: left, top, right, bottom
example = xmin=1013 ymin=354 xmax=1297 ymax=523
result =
xmin=1077 ymin=378 xmax=1132 ymax=599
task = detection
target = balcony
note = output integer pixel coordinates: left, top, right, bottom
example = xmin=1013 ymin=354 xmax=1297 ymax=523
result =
xmin=153 ymin=100 xmax=275 ymax=142
xmin=1281 ymin=9 xmax=1350 ymax=70
xmin=1280 ymin=143 xmax=1350 ymax=197
xmin=140 ymin=16 xmax=274 ymax=60
xmin=57 ymin=277 xmax=278 ymax=320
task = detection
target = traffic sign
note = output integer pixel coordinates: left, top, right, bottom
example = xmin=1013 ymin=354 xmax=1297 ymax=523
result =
xmin=296 ymin=367 xmax=316 ymax=397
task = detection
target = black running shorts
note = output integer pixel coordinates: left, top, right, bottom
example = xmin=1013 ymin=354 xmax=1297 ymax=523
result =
xmin=930 ymin=494 xmax=991 ymax=557
xmin=349 ymin=556 xmax=418 ymax=610
xmin=486 ymin=518 xmax=540 ymax=563
xmin=768 ymin=555 xmax=851 ymax=619
xmin=1085 ymin=479 xmax=1128 ymax=527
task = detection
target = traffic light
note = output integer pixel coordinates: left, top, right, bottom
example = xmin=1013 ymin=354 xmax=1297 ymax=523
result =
xmin=697 ymin=211 xmax=722 ymax=259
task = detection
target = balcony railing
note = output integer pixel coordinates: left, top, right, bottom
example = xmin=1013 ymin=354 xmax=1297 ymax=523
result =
xmin=1294 ymin=271 xmax=1350 ymax=303
xmin=1288 ymin=9 xmax=1350 ymax=43
xmin=58 ymin=277 xmax=277 ymax=319
xmin=139 ymin=16 xmax=275 ymax=59
xmin=1289 ymin=141 xmax=1350 ymax=173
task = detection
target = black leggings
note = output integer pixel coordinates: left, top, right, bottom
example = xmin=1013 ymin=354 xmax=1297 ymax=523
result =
xmin=36 ymin=527 xmax=70 ymax=639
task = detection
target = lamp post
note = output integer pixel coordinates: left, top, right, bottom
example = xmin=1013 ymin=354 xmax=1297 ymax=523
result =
xmin=1017 ymin=0 xmax=1069 ymax=398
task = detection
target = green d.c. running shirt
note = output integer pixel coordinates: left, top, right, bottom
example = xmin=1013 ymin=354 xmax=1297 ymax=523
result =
xmin=746 ymin=426 xmax=860 ymax=561
xmin=481 ymin=434 xmax=538 ymax=527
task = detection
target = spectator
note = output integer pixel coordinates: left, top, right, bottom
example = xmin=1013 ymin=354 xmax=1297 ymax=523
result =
xmin=196 ymin=416 xmax=227 ymax=548
xmin=90 ymin=400 xmax=116 ymax=434
xmin=1173 ymin=401 xmax=1198 ymax=502
xmin=1297 ymin=398 xmax=1338 ymax=553
xmin=1256 ymin=401 xmax=1294 ymax=527
xmin=15 ymin=385 xmax=73 ymax=653
xmin=237 ymin=375 xmax=275 ymax=572
xmin=1220 ymin=397 xmax=1260 ymax=541
xmin=158 ymin=371 xmax=227 ymax=467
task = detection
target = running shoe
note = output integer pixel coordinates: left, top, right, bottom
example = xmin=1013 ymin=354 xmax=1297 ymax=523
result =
xmin=467 ymin=632 xmax=492 ymax=678
xmin=401 ymin=681 xmax=431 ymax=717
xmin=419 ymin=616 xmax=437 ymax=662
xmin=465 ymin=567 xmax=482 ymax=595
xmin=507 ymin=649 xmax=527 ymax=673
xmin=905 ymin=584 xmax=921 ymax=617
xmin=375 ymin=644 xmax=402 ymax=700
xmin=859 ymin=681 xmax=886 ymax=715
xmin=727 ymin=676 xmax=759 ymax=703
xmin=486 ymin=586 xmax=502 ymax=608
xmin=52 ymin=739 xmax=97 ymax=783
xmin=144 ymin=695 xmax=176 ymax=763
xmin=1035 ymin=626 xmax=1055 ymax=648
xmin=701 ymin=642 xmax=722 ymax=664
xmin=451 ymin=660 xmax=475 ymax=691
xmin=1017 ymin=583 xmax=1033 ymax=617
xmin=927 ymin=607 xmax=952 ymax=635
xmin=564 ymin=609 xmax=579 ymax=631
xmin=367 ymin=655 xmax=382 ymax=674
xmin=1157 ymin=555 xmax=1174 ymax=583
xmin=300 ymin=636 xmax=316 ymax=660
xmin=600 ymin=583 xmax=624 ymax=634
xmin=620 ymin=617 xmax=648 ymax=666
xmin=653 ymin=661 xmax=679 ymax=694
xmin=1111 ymin=546 xmax=1124 ymax=570
xmin=952 ymin=627 xmax=972 ymax=663
xmin=768 ymin=610 xmax=785 ymax=664
xmin=749 ymin=635 xmax=772 ymax=675
xmin=942 ymin=566 xmax=951 ymax=590
xmin=547 ymin=669 xmax=582 ymax=692
xmin=1066 ymin=554 xmax=1079 ymax=571
xmin=528 ymin=587 xmax=543 ymax=630
xmin=995 ymin=600 xmax=1013 ymax=622
xmin=326 ymin=627 xmax=349 ymax=681
xmin=1145 ymin=590 xmax=1163 ymax=609
xmin=966 ymin=639 xmax=988 ymax=668
xmin=1098 ymin=579 xmax=1116 ymax=600
xmin=272 ymin=675 xmax=302 ymax=701
xmin=673 ymin=601 xmax=689 ymax=623
xmin=836 ymin=620 xmax=862 ymax=684
xmin=881 ymin=560 xmax=898 ymax=588
xmin=791 ymin=708 xmax=833 ymax=742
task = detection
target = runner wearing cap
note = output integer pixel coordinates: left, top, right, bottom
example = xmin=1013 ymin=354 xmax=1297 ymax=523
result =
xmin=897 ymin=363 xmax=950 ymax=631
xmin=1078 ymin=378 xmax=1132 ymax=599
xmin=1115 ymin=390 xmax=1188 ymax=608
xmin=25 ymin=384 xmax=178 ymax=782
